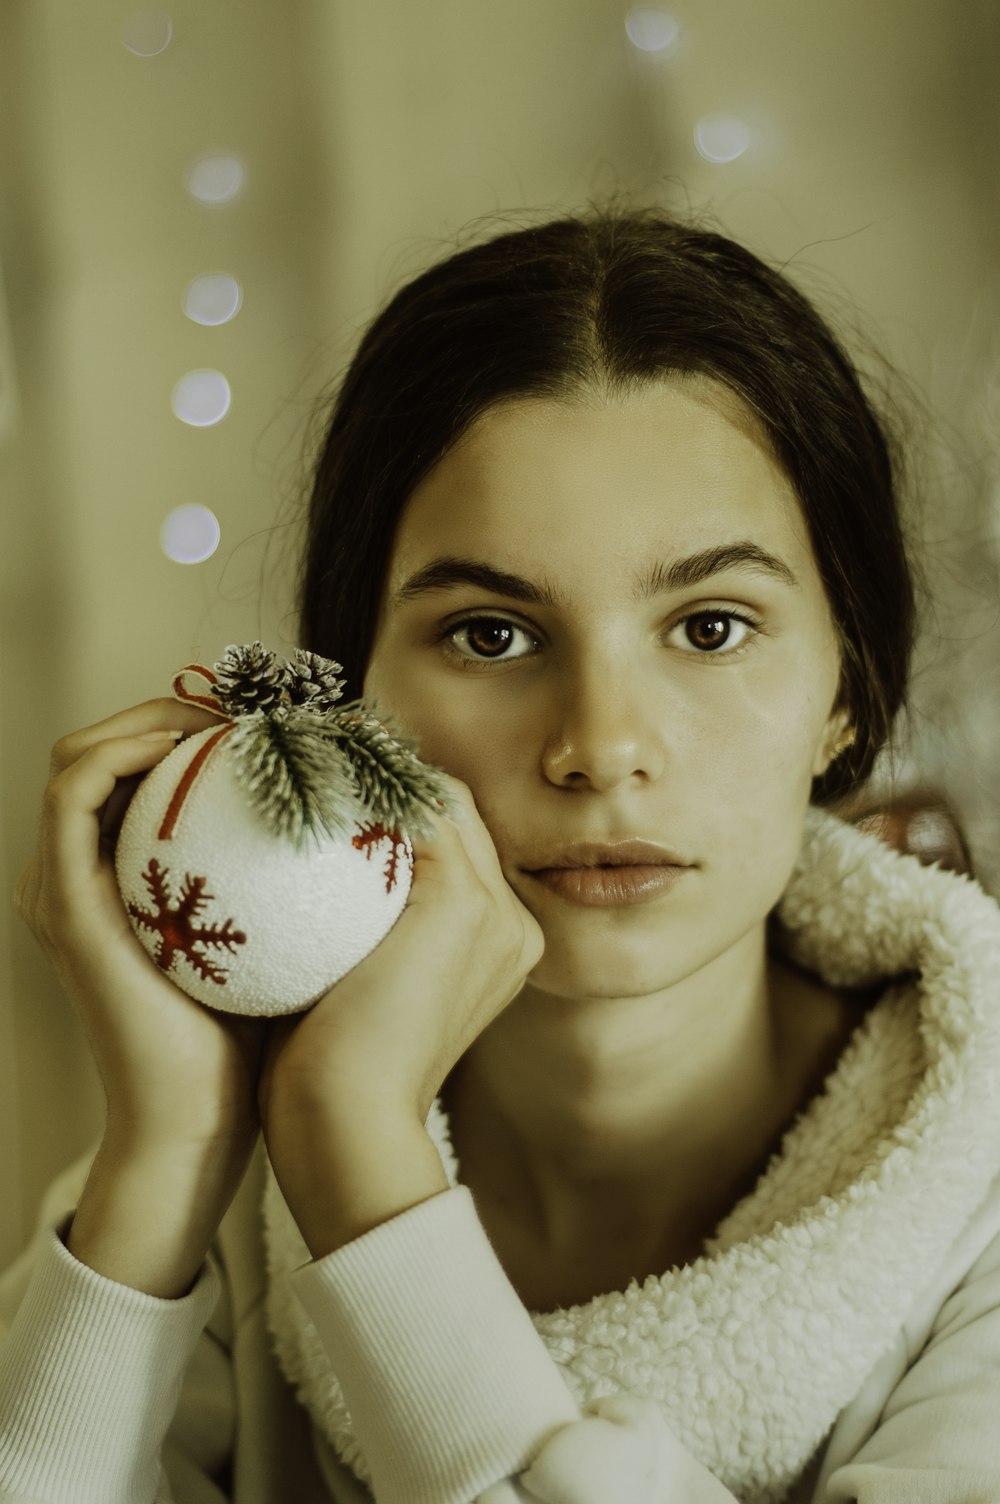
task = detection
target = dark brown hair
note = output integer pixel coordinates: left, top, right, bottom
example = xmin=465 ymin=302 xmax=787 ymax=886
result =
xmin=298 ymin=206 xmax=915 ymax=803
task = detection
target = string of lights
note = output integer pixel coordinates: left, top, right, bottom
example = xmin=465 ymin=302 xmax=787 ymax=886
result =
xmin=123 ymin=10 xmax=246 ymax=565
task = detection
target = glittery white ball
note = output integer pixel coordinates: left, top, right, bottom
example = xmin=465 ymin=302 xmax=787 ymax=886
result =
xmin=115 ymin=726 xmax=413 ymax=1016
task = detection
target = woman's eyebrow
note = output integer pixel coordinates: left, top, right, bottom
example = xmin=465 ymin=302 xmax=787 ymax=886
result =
xmin=644 ymin=542 xmax=800 ymax=595
xmin=393 ymin=542 xmax=799 ymax=608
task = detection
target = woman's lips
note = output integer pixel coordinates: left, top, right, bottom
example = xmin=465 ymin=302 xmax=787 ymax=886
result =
xmin=525 ymin=863 xmax=689 ymax=907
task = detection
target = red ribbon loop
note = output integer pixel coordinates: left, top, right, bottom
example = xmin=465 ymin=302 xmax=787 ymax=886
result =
xmin=172 ymin=663 xmax=228 ymax=717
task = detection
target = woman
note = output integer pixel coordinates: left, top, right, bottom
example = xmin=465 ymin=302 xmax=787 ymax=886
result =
xmin=3 ymin=208 xmax=1000 ymax=1504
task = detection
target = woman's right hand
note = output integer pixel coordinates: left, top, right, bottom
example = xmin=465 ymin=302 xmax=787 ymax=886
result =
xmin=15 ymin=697 xmax=266 ymax=1161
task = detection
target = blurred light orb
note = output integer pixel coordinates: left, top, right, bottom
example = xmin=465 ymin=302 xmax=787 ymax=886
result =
xmin=183 ymin=274 xmax=243 ymax=326
xmin=186 ymin=155 xmax=245 ymax=204
xmin=160 ymin=505 xmax=221 ymax=565
xmin=122 ymin=11 xmax=173 ymax=56
xmin=171 ymin=369 xmax=231 ymax=426
xmin=625 ymin=9 xmax=679 ymax=53
xmin=694 ymin=116 xmax=751 ymax=163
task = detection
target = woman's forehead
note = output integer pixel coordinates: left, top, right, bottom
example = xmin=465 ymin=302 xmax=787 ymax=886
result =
xmin=390 ymin=384 xmax=812 ymax=582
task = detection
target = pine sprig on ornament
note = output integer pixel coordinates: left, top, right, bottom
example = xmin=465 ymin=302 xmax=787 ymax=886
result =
xmin=200 ymin=640 xmax=454 ymax=846
xmin=227 ymin=708 xmax=361 ymax=846
xmin=114 ymin=641 xmax=456 ymax=1016
xmin=323 ymin=705 xmax=452 ymax=840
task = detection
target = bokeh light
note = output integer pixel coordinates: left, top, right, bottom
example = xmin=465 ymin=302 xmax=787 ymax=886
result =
xmin=625 ymin=9 xmax=679 ymax=54
xmin=185 ymin=155 xmax=246 ymax=204
xmin=160 ymin=505 xmax=221 ymax=564
xmin=693 ymin=116 xmax=751 ymax=163
xmin=183 ymin=274 xmax=243 ymax=326
xmin=121 ymin=11 xmax=173 ymax=57
xmin=171 ymin=369 xmax=231 ymax=426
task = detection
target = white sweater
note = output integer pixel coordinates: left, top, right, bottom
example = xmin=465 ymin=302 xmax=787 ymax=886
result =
xmin=2 ymin=808 xmax=1000 ymax=1503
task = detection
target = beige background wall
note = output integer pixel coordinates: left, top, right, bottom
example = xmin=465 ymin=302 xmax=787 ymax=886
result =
xmin=2 ymin=0 xmax=998 ymax=1268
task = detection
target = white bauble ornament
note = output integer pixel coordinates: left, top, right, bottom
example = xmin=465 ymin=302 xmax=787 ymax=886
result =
xmin=114 ymin=643 xmax=449 ymax=1017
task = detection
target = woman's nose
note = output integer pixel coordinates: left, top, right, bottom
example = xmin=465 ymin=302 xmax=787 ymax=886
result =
xmin=539 ymin=659 xmax=667 ymax=791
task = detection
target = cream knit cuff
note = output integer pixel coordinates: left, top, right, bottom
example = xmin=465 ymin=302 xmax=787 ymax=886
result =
xmin=0 ymin=1214 xmax=220 ymax=1502
xmin=288 ymin=1183 xmax=581 ymax=1504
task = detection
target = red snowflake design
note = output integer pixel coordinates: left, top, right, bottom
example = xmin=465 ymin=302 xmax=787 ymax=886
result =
xmin=351 ymin=821 xmax=408 ymax=893
xmin=128 ymin=858 xmax=247 ymax=986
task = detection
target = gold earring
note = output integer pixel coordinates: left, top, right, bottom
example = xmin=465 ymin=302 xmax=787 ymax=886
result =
xmin=831 ymin=727 xmax=857 ymax=759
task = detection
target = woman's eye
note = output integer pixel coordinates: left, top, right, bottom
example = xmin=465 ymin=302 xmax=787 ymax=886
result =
xmin=441 ymin=610 xmax=756 ymax=666
xmin=669 ymin=611 xmax=755 ymax=655
xmin=444 ymin=616 xmax=538 ymax=664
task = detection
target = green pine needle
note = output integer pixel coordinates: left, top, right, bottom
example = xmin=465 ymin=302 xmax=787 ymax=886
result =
xmin=227 ymin=708 xmax=362 ymax=848
xmin=327 ymin=700 xmax=455 ymax=838
xmin=212 ymin=639 xmax=454 ymax=847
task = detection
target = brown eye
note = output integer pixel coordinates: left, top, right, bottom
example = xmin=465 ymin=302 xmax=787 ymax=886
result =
xmin=445 ymin=615 xmax=537 ymax=664
xmin=669 ymin=611 xmax=754 ymax=655
xmin=686 ymin=614 xmax=732 ymax=650
xmin=465 ymin=621 xmax=514 ymax=657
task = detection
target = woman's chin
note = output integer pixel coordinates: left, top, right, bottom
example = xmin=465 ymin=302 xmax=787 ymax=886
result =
xmin=524 ymin=936 xmax=692 ymax=1002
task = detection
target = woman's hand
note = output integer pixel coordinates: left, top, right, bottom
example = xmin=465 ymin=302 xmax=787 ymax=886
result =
xmin=258 ymin=773 xmax=544 ymax=1256
xmin=15 ymin=698 xmax=267 ymax=1162
xmin=258 ymin=774 xmax=544 ymax=1144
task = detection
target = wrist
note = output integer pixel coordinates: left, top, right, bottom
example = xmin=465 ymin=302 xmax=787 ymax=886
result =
xmin=265 ymin=1099 xmax=449 ymax=1260
xmin=69 ymin=1130 xmax=257 ymax=1298
xmin=103 ymin=1114 xmax=259 ymax=1164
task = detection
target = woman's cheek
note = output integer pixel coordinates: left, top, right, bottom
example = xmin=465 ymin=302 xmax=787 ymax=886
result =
xmin=692 ymin=685 xmax=825 ymax=860
xmin=716 ymin=658 xmax=833 ymax=783
xmin=365 ymin=666 xmax=479 ymax=774
xmin=404 ymin=700 xmax=520 ymax=801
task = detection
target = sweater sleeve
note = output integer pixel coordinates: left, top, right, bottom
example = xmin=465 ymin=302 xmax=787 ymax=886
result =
xmin=287 ymin=1179 xmax=1000 ymax=1504
xmin=286 ymin=1184 xmax=735 ymax=1504
xmin=0 ymin=1157 xmax=223 ymax=1504
xmin=816 ymin=1205 xmax=1000 ymax=1502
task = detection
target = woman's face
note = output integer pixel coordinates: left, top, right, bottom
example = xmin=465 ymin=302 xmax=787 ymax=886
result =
xmin=363 ymin=379 xmax=848 ymax=1000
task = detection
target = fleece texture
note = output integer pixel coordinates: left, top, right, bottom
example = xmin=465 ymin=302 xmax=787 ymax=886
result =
xmin=261 ymin=807 xmax=1000 ymax=1503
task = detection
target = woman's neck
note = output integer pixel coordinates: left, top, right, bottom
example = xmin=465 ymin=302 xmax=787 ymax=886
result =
xmin=440 ymin=928 xmax=842 ymax=1256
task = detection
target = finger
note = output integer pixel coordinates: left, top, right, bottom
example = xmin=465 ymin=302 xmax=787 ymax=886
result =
xmin=14 ymin=857 xmax=41 ymax=925
xmin=409 ymin=774 xmax=480 ymax=846
xmin=43 ymin=733 xmax=187 ymax=888
xmin=50 ymin=697 xmax=227 ymax=776
xmin=98 ymin=769 xmax=152 ymax=851
xmin=410 ymin=776 xmax=507 ymax=888
xmin=419 ymin=779 xmax=544 ymax=959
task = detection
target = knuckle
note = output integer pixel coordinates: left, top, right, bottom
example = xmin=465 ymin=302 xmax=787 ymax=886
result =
xmin=14 ymin=875 xmax=52 ymax=948
xmin=41 ymin=779 xmax=64 ymax=817
xmin=49 ymin=731 xmax=80 ymax=776
xmin=509 ymin=905 xmax=543 ymax=969
xmin=30 ymin=905 xmax=55 ymax=949
xmin=49 ymin=730 xmax=104 ymax=785
xmin=441 ymin=774 xmax=476 ymax=811
xmin=524 ymin=919 xmax=545 ymax=968
xmin=42 ymin=766 xmax=74 ymax=812
xmin=12 ymin=863 xmax=33 ymax=922
xmin=457 ymin=874 xmax=493 ymax=921
xmin=440 ymin=770 xmax=471 ymax=792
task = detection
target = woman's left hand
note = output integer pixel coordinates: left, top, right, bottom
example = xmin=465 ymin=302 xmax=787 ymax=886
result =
xmin=257 ymin=773 xmax=544 ymax=1143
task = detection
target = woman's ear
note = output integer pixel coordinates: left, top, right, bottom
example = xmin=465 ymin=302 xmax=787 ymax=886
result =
xmin=813 ymin=707 xmax=856 ymax=778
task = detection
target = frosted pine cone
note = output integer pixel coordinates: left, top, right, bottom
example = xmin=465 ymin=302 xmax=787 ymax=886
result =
xmin=213 ymin=641 xmax=288 ymax=717
xmin=286 ymin=648 xmax=347 ymax=713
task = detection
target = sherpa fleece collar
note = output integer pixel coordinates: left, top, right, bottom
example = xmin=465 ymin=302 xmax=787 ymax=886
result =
xmin=261 ymin=807 xmax=1000 ymax=1503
